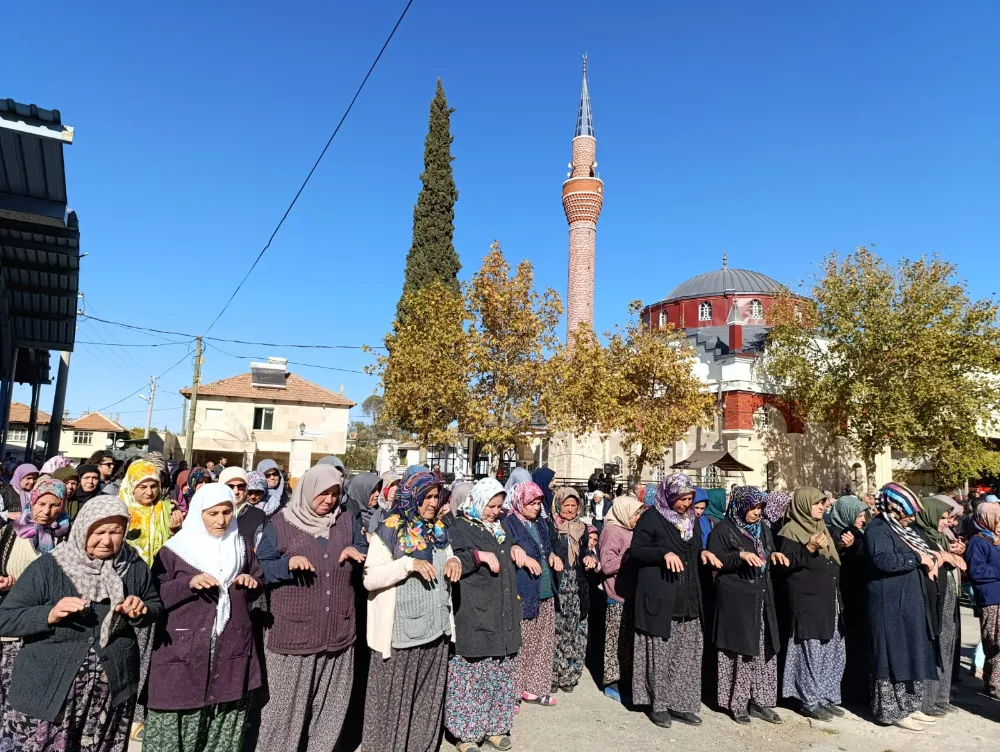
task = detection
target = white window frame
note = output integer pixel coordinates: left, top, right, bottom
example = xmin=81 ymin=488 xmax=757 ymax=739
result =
xmin=253 ymin=406 xmax=275 ymax=431
xmin=8 ymin=428 xmax=28 ymax=442
xmin=204 ymin=407 xmax=224 ymax=419
xmin=748 ymin=299 xmax=764 ymax=320
xmin=753 ymin=406 xmax=771 ymax=429
xmin=698 ymin=301 xmax=712 ymax=321
xmin=72 ymin=431 xmax=93 ymax=445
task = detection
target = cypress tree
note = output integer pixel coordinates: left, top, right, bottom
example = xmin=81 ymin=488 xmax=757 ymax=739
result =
xmin=396 ymin=79 xmax=460 ymax=323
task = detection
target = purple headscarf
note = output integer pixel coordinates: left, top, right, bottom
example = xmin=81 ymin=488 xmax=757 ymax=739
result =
xmin=727 ymin=485 xmax=767 ymax=563
xmin=39 ymin=455 xmax=73 ymax=475
xmin=764 ymin=491 xmax=792 ymax=524
xmin=14 ymin=478 xmax=70 ymax=553
xmin=8 ymin=464 xmax=39 ymax=510
xmin=654 ymin=473 xmax=697 ymax=541
xmin=377 ymin=471 xmax=447 ymax=561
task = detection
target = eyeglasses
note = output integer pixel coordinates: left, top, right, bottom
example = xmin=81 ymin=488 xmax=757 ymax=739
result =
xmin=264 ymin=471 xmax=280 ymax=479
xmin=227 ymin=483 xmax=247 ymax=492
xmin=99 ymin=462 xmax=114 ymax=468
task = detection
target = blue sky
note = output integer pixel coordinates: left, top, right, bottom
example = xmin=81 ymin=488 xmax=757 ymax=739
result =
xmin=6 ymin=1 xmax=999 ymax=432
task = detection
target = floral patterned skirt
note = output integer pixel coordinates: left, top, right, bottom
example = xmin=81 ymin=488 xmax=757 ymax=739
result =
xmin=517 ymin=599 xmax=556 ymax=697
xmin=603 ymin=601 xmax=634 ymax=687
xmin=144 ymin=698 xmax=248 ymax=752
xmin=0 ymin=641 xmax=21 ymax=719
xmin=0 ymin=648 xmax=132 ymax=752
xmin=981 ymin=603 xmax=1000 ymax=697
xmin=552 ymin=568 xmax=587 ymax=691
xmin=445 ymin=655 xmax=517 ymax=743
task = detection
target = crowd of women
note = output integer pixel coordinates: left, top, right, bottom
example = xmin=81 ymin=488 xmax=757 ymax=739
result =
xmin=0 ymin=454 xmax=998 ymax=752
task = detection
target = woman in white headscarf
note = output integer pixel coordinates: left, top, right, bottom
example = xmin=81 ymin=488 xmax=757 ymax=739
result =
xmin=144 ymin=483 xmax=262 ymax=752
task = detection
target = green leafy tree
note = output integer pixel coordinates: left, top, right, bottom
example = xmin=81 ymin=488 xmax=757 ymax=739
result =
xmin=396 ymin=79 xmax=460 ymax=324
xmin=128 ymin=427 xmax=146 ymax=441
xmin=762 ymin=246 xmax=1000 ymax=490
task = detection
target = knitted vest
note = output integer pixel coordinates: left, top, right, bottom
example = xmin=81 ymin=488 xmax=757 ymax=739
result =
xmin=391 ymin=548 xmax=452 ymax=650
xmin=266 ymin=514 xmax=356 ymax=655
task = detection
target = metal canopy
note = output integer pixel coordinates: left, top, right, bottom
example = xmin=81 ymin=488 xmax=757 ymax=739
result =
xmin=671 ymin=449 xmax=754 ymax=473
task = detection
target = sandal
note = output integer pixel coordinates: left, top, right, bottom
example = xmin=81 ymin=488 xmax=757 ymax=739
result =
xmin=520 ymin=692 xmax=557 ymax=706
xmin=456 ymin=743 xmax=481 ymax=752
xmin=129 ymin=722 xmax=145 ymax=742
xmin=485 ymin=735 xmax=513 ymax=751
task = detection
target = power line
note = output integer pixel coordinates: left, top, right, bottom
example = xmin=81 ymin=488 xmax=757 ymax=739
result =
xmin=206 ymin=343 xmax=367 ymax=374
xmin=92 ymin=347 xmax=194 ymax=414
xmin=76 ymin=340 xmax=191 ymax=348
xmin=201 ymin=0 xmax=416 ymax=335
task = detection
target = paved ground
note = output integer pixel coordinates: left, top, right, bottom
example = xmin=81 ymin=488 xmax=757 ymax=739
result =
xmin=132 ymin=608 xmax=1000 ymax=752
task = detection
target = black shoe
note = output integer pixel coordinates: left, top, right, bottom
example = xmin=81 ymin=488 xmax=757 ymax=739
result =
xmin=924 ymin=706 xmax=947 ymax=718
xmin=822 ymin=703 xmax=845 ymax=717
xmin=749 ymin=703 xmax=783 ymax=725
xmin=802 ymin=705 xmax=833 ymax=721
xmin=648 ymin=710 xmax=672 ymax=728
xmin=669 ymin=710 xmax=702 ymax=726
xmin=561 ymin=685 xmax=575 ymax=694
xmin=937 ymin=702 xmax=958 ymax=714
xmin=732 ymin=710 xmax=751 ymax=725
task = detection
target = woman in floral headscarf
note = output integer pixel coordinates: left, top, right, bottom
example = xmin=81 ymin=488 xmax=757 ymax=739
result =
xmin=631 ymin=474 xmax=721 ymax=728
xmin=444 ymin=478 xmax=521 ymax=752
xmin=707 ymin=486 xmax=785 ymax=725
xmin=361 ymin=471 xmax=461 ymax=752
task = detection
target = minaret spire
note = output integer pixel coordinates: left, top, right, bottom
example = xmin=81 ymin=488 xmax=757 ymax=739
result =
xmin=575 ymin=54 xmax=594 ymax=138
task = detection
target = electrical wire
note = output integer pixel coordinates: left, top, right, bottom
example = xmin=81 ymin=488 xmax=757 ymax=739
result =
xmin=92 ymin=346 xmax=195 ymax=414
xmin=76 ymin=340 xmax=191 ymax=348
xmin=201 ymin=0 xmax=416 ymax=335
xmin=206 ymin=343 xmax=367 ymax=374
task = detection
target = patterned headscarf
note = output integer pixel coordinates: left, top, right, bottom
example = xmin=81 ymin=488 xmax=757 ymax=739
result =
xmin=726 ymin=486 xmax=767 ymax=562
xmin=973 ymin=502 xmax=1000 ymax=545
xmin=462 ymin=478 xmax=506 ymax=543
xmin=246 ymin=470 xmax=268 ymax=500
xmin=120 ymin=460 xmax=173 ymax=566
xmin=379 ymin=471 xmax=447 ymax=560
xmin=654 ymin=473 xmax=697 ymax=541
xmin=39 ymin=455 xmax=73 ymax=475
xmin=185 ymin=467 xmax=214 ymax=505
xmin=14 ymin=478 xmax=70 ymax=552
xmin=552 ymin=487 xmax=587 ymax=566
xmin=379 ymin=471 xmax=401 ymax=511
xmin=764 ymin=491 xmax=793 ymax=524
xmin=643 ymin=483 xmax=658 ymax=507
xmin=876 ymin=482 xmax=931 ymax=555
xmin=503 ymin=468 xmax=533 ymax=511
xmin=510 ymin=482 xmax=544 ymax=521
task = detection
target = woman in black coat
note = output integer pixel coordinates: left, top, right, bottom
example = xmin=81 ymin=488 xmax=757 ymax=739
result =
xmin=865 ymin=483 xmax=940 ymax=732
xmin=707 ymin=486 xmax=785 ymax=726
xmin=445 ymin=478 xmax=522 ymax=752
xmin=775 ymin=487 xmax=848 ymax=722
xmin=630 ymin=474 xmax=722 ymax=729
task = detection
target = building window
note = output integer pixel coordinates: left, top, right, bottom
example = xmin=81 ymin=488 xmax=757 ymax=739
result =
xmin=698 ymin=301 xmax=712 ymax=321
xmin=427 ymin=445 xmax=458 ymax=475
xmin=748 ymin=299 xmax=764 ymax=320
xmin=8 ymin=428 xmax=27 ymax=442
xmin=851 ymin=463 xmax=865 ymax=493
xmin=766 ymin=460 xmax=778 ymax=492
xmin=753 ymin=406 xmax=770 ymax=429
xmin=72 ymin=431 xmax=93 ymax=445
xmin=658 ymin=310 xmax=667 ymax=328
xmin=253 ymin=407 xmax=274 ymax=431
xmin=205 ymin=408 xmax=223 ymax=419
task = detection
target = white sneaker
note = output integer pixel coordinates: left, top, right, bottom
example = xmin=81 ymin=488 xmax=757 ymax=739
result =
xmin=894 ymin=716 xmax=924 ymax=732
xmin=910 ymin=711 xmax=937 ymax=724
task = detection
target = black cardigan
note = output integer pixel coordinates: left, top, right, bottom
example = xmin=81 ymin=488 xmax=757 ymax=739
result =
xmin=776 ymin=536 xmax=841 ymax=642
xmin=629 ymin=509 xmax=703 ymax=640
xmin=449 ymin=518 xmax=522 ymax=659
xmin=707 ymin=519 xmax=780 ymax=657
xmin=0 ymin=552 xmax=162 ymax=722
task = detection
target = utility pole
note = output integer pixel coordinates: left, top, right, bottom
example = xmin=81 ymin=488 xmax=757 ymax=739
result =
xmin=184 ymin=337 xmax=203 ymax=466
xmin=140 ymin=376 xmax=158 ymax=439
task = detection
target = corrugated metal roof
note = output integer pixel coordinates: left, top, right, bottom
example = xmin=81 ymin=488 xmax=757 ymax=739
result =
xmin=0 ymin=99 xmax=70 ymax=206
xmin=663 ymin=268 xmax=784 ymax=302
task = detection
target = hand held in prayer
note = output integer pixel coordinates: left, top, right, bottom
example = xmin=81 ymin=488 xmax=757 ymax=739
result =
xmin=114 ymin=595 xmax=147 ymax=619
xmin=523 ymin=556 xmax=542 ymax=576
xmin=663 ymin=552 xmax=684 ymax=573
xmin=839 ymin=531 xmax=855 ymax=549
xmin=739 ymin=551 xmax=763 ymax=568
xmin=48 ymin=596 xmax=88 ymax=625
xmin=548 ymin=553 xmax=565 ymax=573
xmin=700 ymin=550 xmax=723 ymax=569
xmin=806 ymin=533 xmax=828 ymax=553
xmin=582 ymin=555 xmax=598 ymax=571
xmin=233 ymin=574 xmax=259 ymax=589
xmin=288 ymin=556 xmax=315 ymax=573
xmin=950 ymin=540 xmax=966 ymax=556
xmin=443 ymin=557 xmax=462 ymax=582
xmin=918 ymin=553 xmax=938 ymax=579
xmin=6 ymin=512 xmax=20 ymax=522
xmin=338 ymin=547 xmax=366 ymax=565
xmin=0 ymin=575 xmax=15 ymax=591
xmin=770 ymin=552 xmax=791 ymax=567
xmin=478 ymin=552 xmax=501 ymax=574
xmin=412 ymin=559 xmax=438 ymax=582
xmin=169 ymin=510 xmax=185 ymax=531
xmin=510 ymin=545 xmax=527 ymax=568
xmin=190 ymin=573 xmax=221 ymax=590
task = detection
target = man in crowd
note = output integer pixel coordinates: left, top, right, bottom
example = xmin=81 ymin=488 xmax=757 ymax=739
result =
xmin=86 ymin=450 xmax=115 ymax=485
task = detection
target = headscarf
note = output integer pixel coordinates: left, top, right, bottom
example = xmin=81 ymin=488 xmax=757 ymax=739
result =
xmin=39 ymin=455 xmax=72 ymax=475
xmin=51 ymin=466 xmax=79 ymax=485
xmin=552 ymin=487 xmax=587 ymax=566
xmin=510 ymin=481 xmax=544 ymax=522
xmin=934 ymin=494 xmax=965 ymax=542
xmin=8 ymin=464 xmax=39 ymax=510
xmin=726 ymin=486 xmax=767 ymax=562
xmin=461 ymin=478 xmax=506 ymax=542
xmin=246 ymin=470 xmax=268 ymax=499
xmin=185 ymin=467 xmax=213 ymax=503
xmin=778 ymin=487 xmax=839 ymax=563
xmin=915 ymin=496 xmax=952 ymax=552
xmin=75 ymin=464 xmax=102 ymax=505
xmin=14 ymin=478 xmax=70 ymax=552
xmin=164 ymin=483 xmax=244 ymax=635
xmin=403 ymin=464 xmax=425 ymax=481
xmin=379 ymin=471 xmax=401 ymax=511
xmin=654 ymin=473 xmax=697 ymax=541
xmin=531 ymin=467 xmax=555 ymax=510
xmin=973 ymin=502 xmax=1000 ymax=545
xmin=344 ymin=471 xmax=382 ymax=532
xmin=705 ymin=488 xmax=727 ymax=523
xmin=764 ymin=490 xmax=792 ymax=525
xmin=449 ymin=482 xmax=474 ymax=516
xmin=876 ymin=482 xmax=931 ymax=555
xmin=605 ymin=495 xmax=643 ymax=529
xmin=829 ymin=495 xmax=867 ymax=536
xmin=282 ymin=465 xmax=345 ymax=539
xmin=50 ymin=495 xmax=132 ymax=647
xmin=120 ymin=460 xmax=172 ymax=566
xmin=255 ymin=459 xmax=285 ymax=516
xmin=504 ymin=467 xmax=533 ymax=500
xmin=318 ymin=455 xmax=347 ymax=474
xmin=378 ymin=471 xmax=447 ymax=560
xmin=143 ymin=451 xmax=168 ymax=481
xmin=643 ymin=483 xmax=658 ymax=507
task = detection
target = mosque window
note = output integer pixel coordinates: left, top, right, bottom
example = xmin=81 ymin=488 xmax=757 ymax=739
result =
xmin=753 ymin=406 xmax=771 ymax=429
xmin=748 ymin=299 xmax=764 ymax=320
xmin=658 ymin=310 xmax=667 ymax=328
xmin=698 ymin=301 xmax=712 ymax=321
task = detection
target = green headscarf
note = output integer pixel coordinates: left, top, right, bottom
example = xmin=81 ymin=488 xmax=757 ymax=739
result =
xmin=829 ymin=495 xmax=866 ymax=535
xmin=705 ymin=488 xmax=727 ymax=523
xmin=777 ymin=486 xmax=839 ymax=563
xmin=915 ymin=496 xmax=952 ymax=552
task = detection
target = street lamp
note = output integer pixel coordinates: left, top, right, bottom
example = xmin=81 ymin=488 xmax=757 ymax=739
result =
xmin=298 ymin=422 xmax=306 ymax=437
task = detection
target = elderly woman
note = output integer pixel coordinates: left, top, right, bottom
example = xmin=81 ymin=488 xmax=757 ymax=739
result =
xmin=866 ymin=483 xmax=940 ymax=731
xmin=0 ymin=464 xmax=37 ymax=519
xmin=120 ymin=460 xmax=182 ymax=568
xmin=547 ymin=487 xmax=597 ymax=695
xmin=76 ymin=464 xmax=104 ymax=508
xmin=775 ymin=487 xmax=847 ymax=722
xmin=826 ymin=494 xmax=869 ymax=704
xmin=255 ymin=459 xmax=288 ymax=517
xmin=50 ymin=467 xmax=81 ymax=520
xmin=0 ymin=496 xmax=162 ymax=752
xmin=344 ymin=472 xmax=384 ymax=537
xmin=144 ymin=483 xmax=262 ymax=752
xmin=255 ymin=464 xmax=366 ymax=752
xmin=632 ymin=474 xmax=720 ymax=728
xmin=965 ymin=501 xmax=1000 ymax=699
xmin=361 ymin=471 xmax=461 ymax=752
xmin=598 ymin=495 xmax=643 ymax=702
xmin=445 ymin=478 xmax=522 ymax=752
xmin=708 ymin=486 xmax=784 ymax=725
